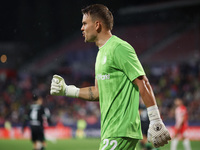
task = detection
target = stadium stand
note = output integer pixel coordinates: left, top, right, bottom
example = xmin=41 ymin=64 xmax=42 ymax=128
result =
xmin=142 ymin=23 xmax=200 ymax=64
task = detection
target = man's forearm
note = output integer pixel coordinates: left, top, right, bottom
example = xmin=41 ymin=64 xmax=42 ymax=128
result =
xmin=140 ymin=80 xmax=157 ymax=108
xmin=78 ymin=86 xmax=99 ymax=101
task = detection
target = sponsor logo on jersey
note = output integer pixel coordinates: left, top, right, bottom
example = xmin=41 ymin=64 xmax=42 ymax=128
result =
xmin=96 ymin=74 xmax=110 ymax=80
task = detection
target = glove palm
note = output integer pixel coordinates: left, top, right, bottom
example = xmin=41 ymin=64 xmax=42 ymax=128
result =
xmin=147 ymin=121 xmax=171 ymax=148
xmin=147 ymin=105 xmax=171 ymax=148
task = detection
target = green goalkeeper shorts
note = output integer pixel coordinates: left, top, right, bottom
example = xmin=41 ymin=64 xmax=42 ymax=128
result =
xmin=99 ymin=137 xmax=138 ymax=150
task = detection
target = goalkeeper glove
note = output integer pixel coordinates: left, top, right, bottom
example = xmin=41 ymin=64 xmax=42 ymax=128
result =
xmin=147 ymin=105 xmax=171 ymax=148
xmin=50 ymin=75 xmax=80 ymax=98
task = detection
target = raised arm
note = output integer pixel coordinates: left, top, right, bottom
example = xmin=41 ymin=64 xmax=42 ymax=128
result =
xmin=50 ymin=75 xmax=99 ymax=101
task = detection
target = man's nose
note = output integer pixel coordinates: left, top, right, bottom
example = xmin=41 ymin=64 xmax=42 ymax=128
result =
xmin=81 ymin=25 xmax=84 ymax=31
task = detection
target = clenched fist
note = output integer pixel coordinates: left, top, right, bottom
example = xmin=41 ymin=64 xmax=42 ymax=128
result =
xmin=50 ymin=75 xmax=80 ymax=98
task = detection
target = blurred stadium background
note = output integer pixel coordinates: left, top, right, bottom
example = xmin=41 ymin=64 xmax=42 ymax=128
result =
xmin=0 ymin=0 xmax=200 ymax=149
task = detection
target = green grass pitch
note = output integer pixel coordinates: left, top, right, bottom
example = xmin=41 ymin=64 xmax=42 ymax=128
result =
xmin=0 ymin=138 xmax=200 ymax=150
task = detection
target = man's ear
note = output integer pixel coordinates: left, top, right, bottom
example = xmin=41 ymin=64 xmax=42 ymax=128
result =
xmin=95 ymin=21 xmax=102 ymax=33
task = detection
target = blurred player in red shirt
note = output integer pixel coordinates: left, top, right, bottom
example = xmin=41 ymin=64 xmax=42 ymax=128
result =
xmin=170 ymin=98 xmax=191 ymax=150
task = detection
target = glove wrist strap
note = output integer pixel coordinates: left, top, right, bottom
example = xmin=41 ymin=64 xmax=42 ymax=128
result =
xmin=65 ymin=85 xmax=80 ymax=98
xmin=147 ymin=105 xmax=162 ymax=124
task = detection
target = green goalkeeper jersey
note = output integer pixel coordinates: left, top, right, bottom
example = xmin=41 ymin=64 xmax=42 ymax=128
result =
xmin=95 ymin=35 xmax=145 ymax=140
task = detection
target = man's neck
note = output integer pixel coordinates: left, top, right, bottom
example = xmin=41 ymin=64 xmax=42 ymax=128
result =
xmin=95 ymin=31 xmax=112 ymax=48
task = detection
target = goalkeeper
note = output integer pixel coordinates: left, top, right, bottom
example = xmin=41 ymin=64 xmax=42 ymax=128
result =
xmin=50 ymin=4 xmax=171 ymax=150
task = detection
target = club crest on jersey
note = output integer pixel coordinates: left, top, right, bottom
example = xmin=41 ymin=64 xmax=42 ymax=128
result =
xmin=102 ymin=56 xmax=107 ymax=64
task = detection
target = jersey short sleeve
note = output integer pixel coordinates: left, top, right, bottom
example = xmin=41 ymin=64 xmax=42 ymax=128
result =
xmin=114 ymin=43 xmax=145 ymax=81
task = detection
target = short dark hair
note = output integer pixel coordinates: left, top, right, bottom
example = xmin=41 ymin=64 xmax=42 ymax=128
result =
xmin=33 ymin=94 xmax=38 ymax=101
xmin=81 ymin=4 xmax=114 ymax=30
xmin=32 ymin=90 xmax=44 ymax=101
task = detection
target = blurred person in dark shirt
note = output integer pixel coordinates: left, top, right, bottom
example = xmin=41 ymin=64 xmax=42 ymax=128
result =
xmin=22 ymin=94 xmax=51 ymax=150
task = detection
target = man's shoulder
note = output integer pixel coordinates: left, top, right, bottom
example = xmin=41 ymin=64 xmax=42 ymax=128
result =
xmin=111 ymin=35 xmax=130 ymax=46
xmin=180 ymin=105 xmax=187 ymax=111
xmin=176 ymin=105 xmax=187 ymax=113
